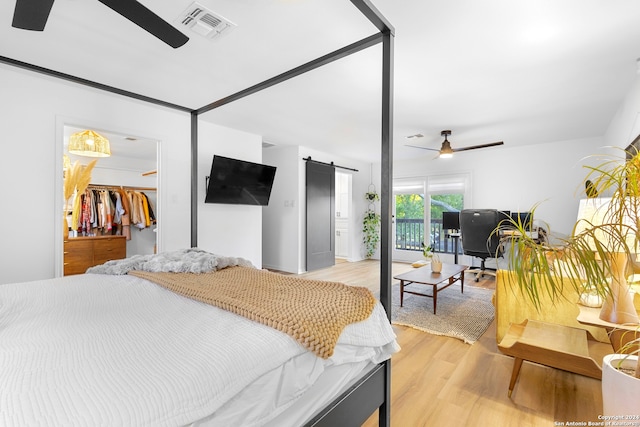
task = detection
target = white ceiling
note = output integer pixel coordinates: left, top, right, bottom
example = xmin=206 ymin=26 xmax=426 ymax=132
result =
xmin=4 ymin=0 xmax=640 ymax=163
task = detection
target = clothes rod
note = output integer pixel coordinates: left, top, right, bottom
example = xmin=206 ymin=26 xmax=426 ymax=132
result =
xmin=302 ymin=157 xmax=358 ymax=172
xmin=88 ymin=184 xmax=157 ymax=192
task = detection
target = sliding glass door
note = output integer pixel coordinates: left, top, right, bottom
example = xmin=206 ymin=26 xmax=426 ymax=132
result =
xmin=393 ymin=174 xmax=470 ymax=263
xmin=392 ymin=179 xmax=426 ymax=262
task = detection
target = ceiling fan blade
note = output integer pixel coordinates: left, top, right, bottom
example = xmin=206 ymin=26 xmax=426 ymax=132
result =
xmin=406 ymin=144 xmax=440 ymax=152
xmin=453 ymin=141 xmax=504 ymax=152
xmin=97 ymin=0 xmax=189 ymax=48
xmin=12 ymin=0 xmax=55 ymax=31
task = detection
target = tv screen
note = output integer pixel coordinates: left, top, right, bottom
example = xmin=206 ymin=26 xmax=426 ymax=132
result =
xmin=205 ymin=155 xmax=277 ymax=206
xmin=442 ymin=211 xmax=460 ymax=230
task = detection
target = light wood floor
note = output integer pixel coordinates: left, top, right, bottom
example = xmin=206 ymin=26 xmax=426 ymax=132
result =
xmin=296 ymin=259 xmax=604 ymax=427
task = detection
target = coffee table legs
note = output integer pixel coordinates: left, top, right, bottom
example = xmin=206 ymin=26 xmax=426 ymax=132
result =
xmin=397 ymin=271 xmax=466 ymax=315
xmin=433 ymin=284 xmax=437 ymax=314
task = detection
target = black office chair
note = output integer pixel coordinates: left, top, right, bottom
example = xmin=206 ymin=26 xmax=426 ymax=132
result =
xmin=460 ymin=209 xmax=503 ymax=281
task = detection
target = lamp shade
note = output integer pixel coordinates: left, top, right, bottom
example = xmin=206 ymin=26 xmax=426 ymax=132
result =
xmin=68 ymin=130 xmax=111 ymax=158
xmin=575 ymin=197 xmax=636 ymax=251
xmin=575 ymin=197 xmax=640 ymax=324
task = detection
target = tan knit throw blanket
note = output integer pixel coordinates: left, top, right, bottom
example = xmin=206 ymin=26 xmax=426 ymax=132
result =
xmin=129 ymin=266 xmax=375 ymax=359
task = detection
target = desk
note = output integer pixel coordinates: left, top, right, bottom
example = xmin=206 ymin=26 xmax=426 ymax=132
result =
xmin=394 ymin=263 xmax=468 ymax=314
xmin=501 ymin=228 xmax=540 ymax=241
xmin=446 ymin=232 xmax=461 ymax=264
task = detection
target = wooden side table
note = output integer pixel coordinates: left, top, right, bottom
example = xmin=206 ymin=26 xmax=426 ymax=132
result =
xmin=498 ymin=319 xmax=612 ymax=397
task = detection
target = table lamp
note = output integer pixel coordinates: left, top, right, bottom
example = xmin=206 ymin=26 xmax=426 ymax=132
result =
xmin=575 ymin=197 xmax=639 ymax=325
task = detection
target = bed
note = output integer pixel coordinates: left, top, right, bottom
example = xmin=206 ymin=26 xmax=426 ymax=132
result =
xmin=0 ymin=1 xmax=396 ymax=424
xmin=0 ymin=250 xmax=398 ymax=426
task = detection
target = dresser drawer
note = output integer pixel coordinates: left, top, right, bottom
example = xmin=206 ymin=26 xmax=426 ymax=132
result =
xmin=63 ymin=239 xmax=93 ymax=259
xmin=94 ymin=238 xmax=126 ymax=264
xmin=64 ymin=236 xmax=127 ymax=275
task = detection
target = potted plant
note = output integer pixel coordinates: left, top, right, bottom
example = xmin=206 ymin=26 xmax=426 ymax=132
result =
xmin=430 ymin=254 xmax=443 ymax=273
xmin=362 ymin=208 xmax=381 ymax=259
xmin=421 ymin=243 xmax=442 ymax=272
xmin=365 ymin=191 xmax=380 ymax=202
xmin=602 ymin=342 xmax=639 ymax=415
xmin=421 ymin=242 xmax=433 ymax=260
xmin=501 ymin=147 xmax=640 ymax=412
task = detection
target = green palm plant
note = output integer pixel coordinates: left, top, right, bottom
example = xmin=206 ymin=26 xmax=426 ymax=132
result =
xmin=501 ymin=147 xmax=640 ymax=378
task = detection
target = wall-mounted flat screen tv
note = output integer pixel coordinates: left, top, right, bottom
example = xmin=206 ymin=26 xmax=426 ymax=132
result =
xmin=205 ymin=155 xmax=277 ymax=206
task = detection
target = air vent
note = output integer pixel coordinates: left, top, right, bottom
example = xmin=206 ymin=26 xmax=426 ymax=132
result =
xmin=406 ymin=133 xmax=424 ymax=139
xmin=177 ymin=2 xmax=236 ymax=40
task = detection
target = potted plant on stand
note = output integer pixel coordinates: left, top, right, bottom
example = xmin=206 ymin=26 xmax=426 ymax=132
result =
xmin=502 ymin=148 xmax=640 ymax=415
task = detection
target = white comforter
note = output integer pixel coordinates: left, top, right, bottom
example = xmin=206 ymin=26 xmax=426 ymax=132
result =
xmin=0 ymin=273 xmax=398 ymax=426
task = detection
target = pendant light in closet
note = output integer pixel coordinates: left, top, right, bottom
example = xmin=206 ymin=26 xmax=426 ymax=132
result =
xmin=68 ymin=130 xmax=111 ymax=157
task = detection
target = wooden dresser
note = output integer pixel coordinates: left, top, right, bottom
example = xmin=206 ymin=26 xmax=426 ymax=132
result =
xmin=64 ymin=235 xmax=127 ymax=275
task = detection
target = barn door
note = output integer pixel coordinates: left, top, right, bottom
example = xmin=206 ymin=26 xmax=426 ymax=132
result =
xmin=306 ymin=161 xmax=335 ymax=271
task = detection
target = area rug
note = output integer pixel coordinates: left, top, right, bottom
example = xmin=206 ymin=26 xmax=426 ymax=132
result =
xmin=390 ymin=284 xmax=495 ymax=344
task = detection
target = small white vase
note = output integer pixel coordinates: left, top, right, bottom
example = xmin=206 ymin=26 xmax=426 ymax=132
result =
xmin=602 ymin=354 xmax=640 ymax=415
xmin=431 ymin=260 xmax=442 ymax=273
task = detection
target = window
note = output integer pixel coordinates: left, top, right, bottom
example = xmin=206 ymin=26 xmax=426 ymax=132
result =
xmin=427 ymin=174 xmax=469 ymax=255
xmin=393 ymin=174 xmax=470 ymax=262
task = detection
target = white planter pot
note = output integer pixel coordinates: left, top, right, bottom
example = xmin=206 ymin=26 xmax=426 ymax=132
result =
xmin=602 ymin=354 xmax=640 ymax=415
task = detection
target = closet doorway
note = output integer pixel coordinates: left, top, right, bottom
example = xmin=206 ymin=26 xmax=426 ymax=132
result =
xmin=62 ymin=125 xmax=158 ymax=275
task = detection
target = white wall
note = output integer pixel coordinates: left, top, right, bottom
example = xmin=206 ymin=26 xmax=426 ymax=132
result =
xmin=262 ymin=145 xmax=300 ymax=273
xmin=372 ymin=136 xmax=605 ymax=242
xmin=606 ymin=74 xmax=640 ymax=149
xmin=0 ymin=64 xmax=263 ymax=284
xmin=262 ymin=145 xmax=372 ymax=273
xmin=197 ymin=122 xmax=264 ymax=268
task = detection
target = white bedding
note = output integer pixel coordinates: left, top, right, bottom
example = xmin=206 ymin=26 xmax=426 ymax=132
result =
xmin=0 ymin=273 xmax=398 ymax=426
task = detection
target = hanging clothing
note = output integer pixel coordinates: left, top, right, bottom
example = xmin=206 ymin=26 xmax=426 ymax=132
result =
xmin=73 ymin=187 xmax=155 ymax=238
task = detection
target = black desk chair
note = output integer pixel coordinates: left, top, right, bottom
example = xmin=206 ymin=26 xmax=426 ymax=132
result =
xmin=460 ymin=209 xmax=503 ymax=281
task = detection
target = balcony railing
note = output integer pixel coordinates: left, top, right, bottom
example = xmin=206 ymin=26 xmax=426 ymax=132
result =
xmin=395 ymin=218 xmax=461 ymax=255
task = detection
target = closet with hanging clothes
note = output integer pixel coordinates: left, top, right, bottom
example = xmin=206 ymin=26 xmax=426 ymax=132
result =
xmin=64 ymin=184 xmax=157 ymax=275
xmin=72 ymin=185 xmax=157 ymax=238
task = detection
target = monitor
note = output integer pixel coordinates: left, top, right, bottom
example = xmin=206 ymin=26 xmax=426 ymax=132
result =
xmin=442 ymin=211 xmax=460 ymax=230
xmin=498 ymin=210 xmax=511 ymax=228
xmin=510 ymin=211 xmax=532 ymax=231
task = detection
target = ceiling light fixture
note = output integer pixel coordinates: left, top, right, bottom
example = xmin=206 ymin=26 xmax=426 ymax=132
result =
xmin=68 ymin=130 xmax=111 ymax=157
xmin=438 ymin=130 xmax=454 ymax=158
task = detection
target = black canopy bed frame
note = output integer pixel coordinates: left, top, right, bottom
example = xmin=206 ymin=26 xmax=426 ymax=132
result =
xmin=0 ymin=1 xmax=395 ymax=425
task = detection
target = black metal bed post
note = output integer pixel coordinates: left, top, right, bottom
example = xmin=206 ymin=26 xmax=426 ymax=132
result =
xmin=190 ymin=111 xmax=198 ymax=248
xmin=347 ymin=2 xmax=395 ymax=426
xmin=378 ymin=28 xmax=394 ymax=427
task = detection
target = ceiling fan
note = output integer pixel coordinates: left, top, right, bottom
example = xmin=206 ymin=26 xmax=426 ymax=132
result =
xmin=406 ymin=130 xmax=504 ymax=158
xmin=11 ymin=0 xmax=189 ymax=48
